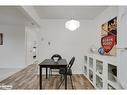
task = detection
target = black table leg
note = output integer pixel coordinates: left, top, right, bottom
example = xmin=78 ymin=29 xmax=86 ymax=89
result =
xmin=40 ymin=66 xmax=42 ymax=89
xmin=65 ymin=66 xmax=67 ymax=89
xmin=46 ymin=67 xmax=48 ymax=79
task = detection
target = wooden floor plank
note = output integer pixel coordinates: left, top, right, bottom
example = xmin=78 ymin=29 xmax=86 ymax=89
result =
xmin=0 ymin=64 xmax=94 ymax=89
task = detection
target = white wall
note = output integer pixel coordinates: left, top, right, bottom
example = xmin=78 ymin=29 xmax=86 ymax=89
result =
xmin=0 ymin=7 xmax=118 ymax=74
xmin=94 ymin=7 xmax=118 ymax=48
xmin=25 ymin=26 xmax=40 ymax=65
xmin=117 ymin=7 xmax=127 ymax=89
xmin=37 ymin=7 xmax=118 ymax=74
xmin=0 ymin=25 xmax=25 ymax=68
xmin=93 ymin=7 xmax=127 ymax=88
xmin=38 ymin=19 xmax=96 ymax=74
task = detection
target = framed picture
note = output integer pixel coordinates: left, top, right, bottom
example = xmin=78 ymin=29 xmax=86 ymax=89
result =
xmin=101 ymin=17 xmax=117 ymax=56
xmin=0 ymin=33 xmax=3 ymax=45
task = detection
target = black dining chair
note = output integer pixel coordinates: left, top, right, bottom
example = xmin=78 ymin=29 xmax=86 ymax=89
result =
xmin=49 ymin=54 xmax=62 ymax=76
xmin=57 ymin=57 xmax=75 ymax=89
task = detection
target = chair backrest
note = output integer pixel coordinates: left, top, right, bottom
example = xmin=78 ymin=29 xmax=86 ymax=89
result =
xmin=68 ymin=57 xmax=75 ymax=70
xmin=51 ymin=54 xmax=62 ymax=62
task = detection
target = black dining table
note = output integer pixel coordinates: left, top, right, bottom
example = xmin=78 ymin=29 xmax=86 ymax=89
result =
xmin=39 ymin=59 xmax=68 ymax=89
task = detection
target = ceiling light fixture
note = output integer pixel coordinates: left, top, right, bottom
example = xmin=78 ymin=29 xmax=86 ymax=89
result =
xmin=65 ymin=19 xmax=80 ymax=31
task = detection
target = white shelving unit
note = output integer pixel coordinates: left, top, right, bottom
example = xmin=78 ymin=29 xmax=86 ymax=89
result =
xmin=84 ymin=54 xmax=122 ymax=89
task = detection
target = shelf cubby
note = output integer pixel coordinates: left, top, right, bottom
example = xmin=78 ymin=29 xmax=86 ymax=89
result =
xmin=84 ymin=66 xmax=87 ymax=75
xmin=96 ymin=60 xmax=103 ymax=75
xmin=84 ymin=56 xmax=87 ymax=64
xmin=96 ymin=75 xmax=103 ymax=89
xmin=89 ymin=57 xmax=93 ymax=69
xmin=108 ymin=83 xmax=115 ymax=90
xmin=89 ymin=69 xmax=93 ymax=82
xmin=108 ymin=64 xmax=117 ymax=82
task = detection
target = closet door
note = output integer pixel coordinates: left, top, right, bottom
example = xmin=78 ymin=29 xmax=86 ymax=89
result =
xmin=117 ymin=7 xmax=127 ymax=89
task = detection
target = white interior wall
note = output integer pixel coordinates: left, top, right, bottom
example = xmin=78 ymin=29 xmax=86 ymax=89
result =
xmin=117 ymin=7 xmax=127 ymax=89
xmin=38 ymin=7 xmax=118 ymax=74
xmin=0 ymin=24 xmax=25 ymax=68
xmin=38 ymin=19 xmax=96 ymax=74
xmin=93 ymin=7 xmax=126 ymax=88
xmin=0 ymin=23 xmax=40 ymax=81
xmin=0 ymin=6 xmax=120 ymax=76
xmin=0 ymin=7 xmax=32 ymax=81
xmin=93 ymin=7 xmax=118 ymax=61
xmin=94 ymin=6 xmax=118 ymax=48
xmin=25 ymin=26 xmax=40 ymax=65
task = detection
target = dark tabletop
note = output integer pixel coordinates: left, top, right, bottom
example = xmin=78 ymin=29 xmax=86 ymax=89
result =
xmin=39 ymin=59 xmax=67 ymax=66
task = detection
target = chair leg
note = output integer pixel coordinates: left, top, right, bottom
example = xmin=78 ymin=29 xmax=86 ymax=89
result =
xmin=49 ymin=69 xmax=52 ymax=77
xmin=48 ymin=69 xmax=51 ymax=79
xmin=70 ymin=75 xmax=74 ymax=89
xmin=57 ymin=78 xmax=65 ymax=89
xmin=60 ymin=75 xmax=62 ymax=81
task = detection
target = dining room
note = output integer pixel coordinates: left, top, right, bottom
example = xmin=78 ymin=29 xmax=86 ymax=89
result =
xmin=0 ymin=6 xmax=127 ymax=90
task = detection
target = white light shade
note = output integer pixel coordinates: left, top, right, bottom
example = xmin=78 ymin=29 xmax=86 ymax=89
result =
xmin=65 ymin=19 xmax=80 ymax=31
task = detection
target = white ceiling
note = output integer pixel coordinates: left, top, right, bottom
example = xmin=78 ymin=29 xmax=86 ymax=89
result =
xmin=34 ymin=6 xmax=108 ymax=20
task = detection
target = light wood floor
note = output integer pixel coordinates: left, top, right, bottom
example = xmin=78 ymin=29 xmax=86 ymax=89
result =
xmin=0 ymin=64 xmax=94 ymax=89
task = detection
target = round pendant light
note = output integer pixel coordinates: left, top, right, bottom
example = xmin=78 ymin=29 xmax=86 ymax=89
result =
xmin=65 ymin=19 xmax=80 ymax=31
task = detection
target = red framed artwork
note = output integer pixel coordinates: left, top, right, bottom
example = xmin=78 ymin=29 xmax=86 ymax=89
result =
xmin=101 ymin=17 xmax=117 ymax=55
xmin=0 ymin=33 xmax=3 ymax=45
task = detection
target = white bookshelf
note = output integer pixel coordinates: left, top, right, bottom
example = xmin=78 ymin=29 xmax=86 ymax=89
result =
xmin=84 ymin=54 xmax=122 ymax=89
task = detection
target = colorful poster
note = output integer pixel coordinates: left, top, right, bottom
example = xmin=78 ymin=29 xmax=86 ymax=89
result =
xmin=101 ymin=17 xmax=117 ymax=55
